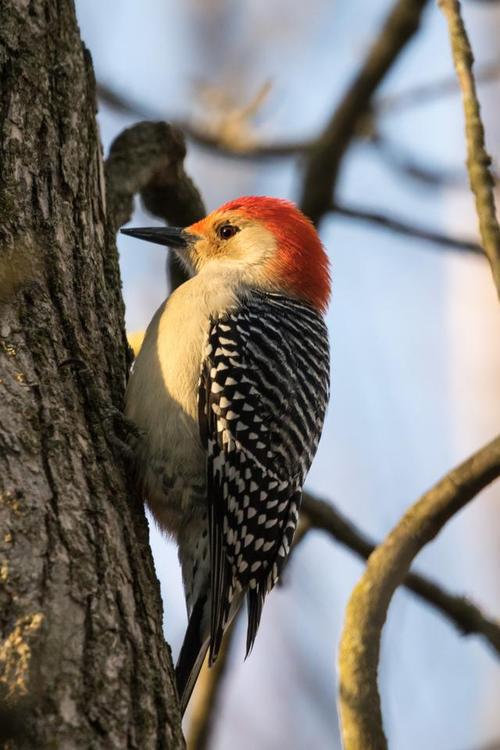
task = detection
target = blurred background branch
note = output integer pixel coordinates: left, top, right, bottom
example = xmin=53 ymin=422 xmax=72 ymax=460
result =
xmin=97 ymin=81 xmax=307 ymax=158
xmin=372 ymin=132 xmax=500 ymax=187
xmin=101 ymin=91 xmax=487 ymax=256
xmin=299 ymin=0 xmax=430 ymax=224
xmin=97 ymin=60 xmax=500 ymax=159
xmin=330 ymin=202 xmax=483 ymax=252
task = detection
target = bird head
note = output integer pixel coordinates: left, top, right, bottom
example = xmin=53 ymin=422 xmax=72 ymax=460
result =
xmin=121 ymin=196 xmax=330 ymax=312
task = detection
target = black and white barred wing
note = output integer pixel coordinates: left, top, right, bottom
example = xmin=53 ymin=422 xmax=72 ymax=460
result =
xmin=198 ymin=292 xmax=330 ymax=662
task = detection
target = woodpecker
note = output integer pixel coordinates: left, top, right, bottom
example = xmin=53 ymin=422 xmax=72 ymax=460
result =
xmin=121 ymin=196 xmax=330 ymax=713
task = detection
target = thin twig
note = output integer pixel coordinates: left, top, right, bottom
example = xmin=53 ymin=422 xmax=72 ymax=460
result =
xmin=373 ymin=131 xmax=500 ymax=189
xmin=300 ymin=0 xmax=430 ymax=225
xmin=376 ymin=59 xmax=500 ymax=113
xmin=331 ymin=201 xmax=483 ymax=253
xmin=438 ymin=0 xmax=500 ymax=298
xmin=337 ymin=435 xmax=500 ymax=750
xmin=301 ymin=493 xmax=500 ymax=655
xmin=373 ymin=133 xmax=470 ymax=187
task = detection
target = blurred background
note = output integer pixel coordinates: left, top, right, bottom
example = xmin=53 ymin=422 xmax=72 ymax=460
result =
xmin=76 ymin=1 xmax=500 ymax=748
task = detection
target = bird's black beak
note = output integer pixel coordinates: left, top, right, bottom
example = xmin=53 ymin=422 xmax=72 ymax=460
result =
xmin=120 ymin=226 xmax=192 ymax=249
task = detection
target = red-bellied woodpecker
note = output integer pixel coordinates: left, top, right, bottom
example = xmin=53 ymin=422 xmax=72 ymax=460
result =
xmin=121 ymin=196 xmax=330 ymax=713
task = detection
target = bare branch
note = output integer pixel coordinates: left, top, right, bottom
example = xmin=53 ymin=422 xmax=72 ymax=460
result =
xmin=438 ymin=0 xmax=500 ymax=298
xmin=331 ymin=201 xmax=483 ymax=253
xmin=299 ymin=0 xmax=430 ymax=225
xmin=337 ymin=435 xmax=500 ymax=749
xmin=301 ymin=492 xmax=500 ymax=655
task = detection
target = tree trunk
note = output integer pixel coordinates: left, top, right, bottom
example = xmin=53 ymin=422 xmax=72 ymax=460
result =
xmin=0 ymin=1 xmax=184 ymax=747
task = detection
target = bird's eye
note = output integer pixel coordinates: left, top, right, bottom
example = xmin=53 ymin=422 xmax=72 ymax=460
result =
xmin=218 ymin=224 xmax=239 ymax=240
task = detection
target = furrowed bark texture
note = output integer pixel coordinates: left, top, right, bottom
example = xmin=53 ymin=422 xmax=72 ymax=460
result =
xmin=0 ymin=2 xmax=184 ymax=748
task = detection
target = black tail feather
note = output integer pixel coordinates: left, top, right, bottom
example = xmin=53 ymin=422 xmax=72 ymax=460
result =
xmin=175 ymin=595 xmax=210 ymax=716
xmin=208 ymin=556 xmax=232 ymax=666
xmin=208 ymin=497 xmax=234 ymax=667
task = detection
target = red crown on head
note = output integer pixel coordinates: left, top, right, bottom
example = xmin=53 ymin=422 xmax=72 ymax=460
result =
xmin=218 ymin=196 xmax=331 ymax=313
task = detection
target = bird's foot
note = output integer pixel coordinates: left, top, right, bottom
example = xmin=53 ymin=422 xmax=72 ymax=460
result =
xmin=103 ymin=406 xmax=143 ymax=463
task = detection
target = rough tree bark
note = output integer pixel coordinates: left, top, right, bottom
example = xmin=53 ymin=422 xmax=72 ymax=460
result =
xmin=0 ymin=2 xmax=184 ymax=748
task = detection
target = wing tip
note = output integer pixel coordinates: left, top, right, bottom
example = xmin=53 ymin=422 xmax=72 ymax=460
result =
xmin=245 ymin=586 xmax=265 ymax=659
